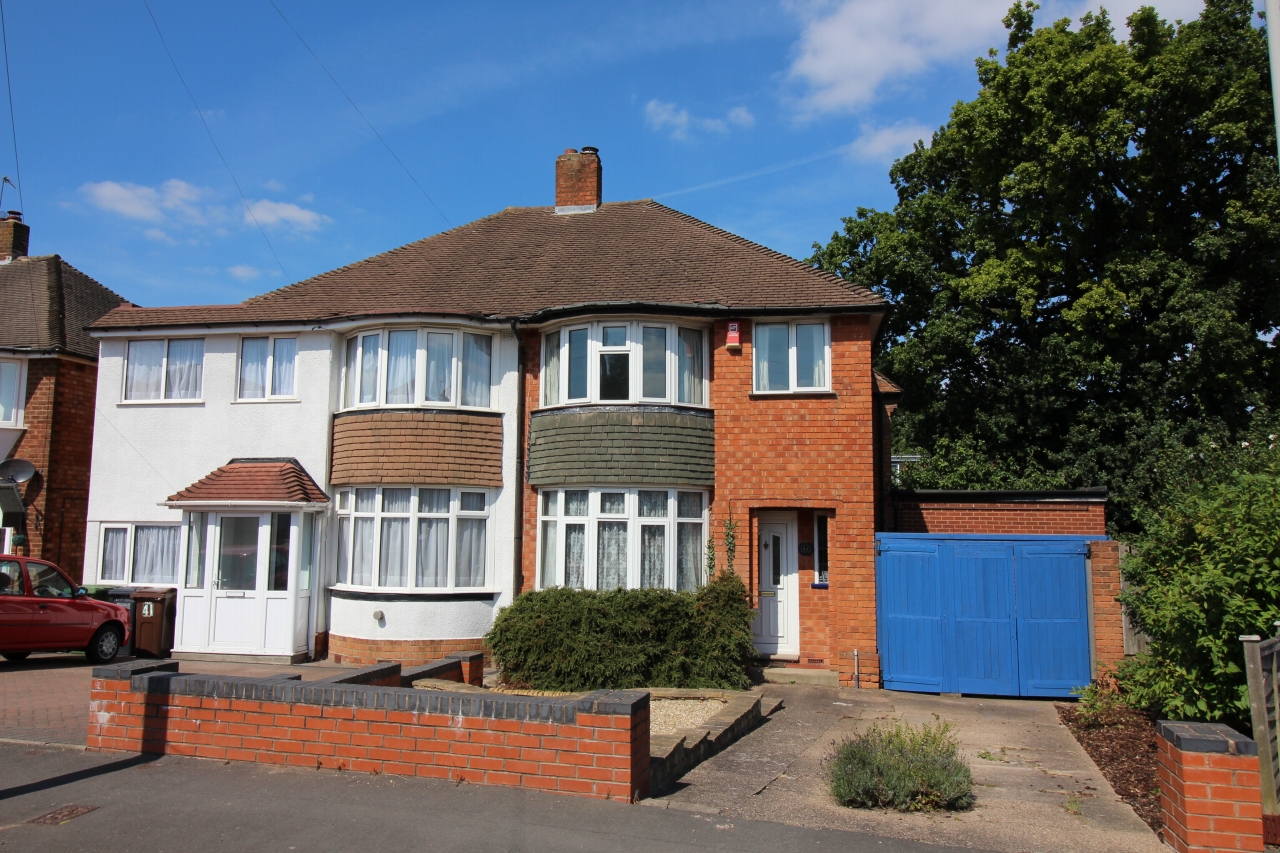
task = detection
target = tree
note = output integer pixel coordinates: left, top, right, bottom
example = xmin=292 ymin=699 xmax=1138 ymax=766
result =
xmin=811 ymin=1 xmax=1280 ymax=531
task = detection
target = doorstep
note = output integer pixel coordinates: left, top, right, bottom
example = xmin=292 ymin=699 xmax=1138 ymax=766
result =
xmin=758 ymin=667 xmax=839 ymax=687
xmin=170 ymin=651 xmax=310 ymax=665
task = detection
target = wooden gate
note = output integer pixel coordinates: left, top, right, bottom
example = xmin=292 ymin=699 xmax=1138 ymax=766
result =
xmin=1241 ymin=631 xmax=1280 ymax=843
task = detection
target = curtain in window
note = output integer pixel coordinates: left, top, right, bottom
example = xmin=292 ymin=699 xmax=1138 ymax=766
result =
xmin=425 ymin=332 xmax=453 ymax=402
xmin=419 ymin=488 xmax=449 ymax=514
xmin=385 ymin=330 xmax=416 ymax=404
xmin=565 ymin=490 xmax=588 ymax=517
xmin=416 ymin=518 xmax=449 ymax=587
xmin=754 ymin=324 xmax=789 ymax=391
xmin=133 ymin=525 xmax=180 ymax=583
xmin=796 ymin=324 xmax=825 ymax=388
xmin=336 ymin=517 xmax=351 ymax=584
xmin=461 ymin=333 xmax=491 ymax=407
xmin=677 ymin=522 xmax=704 ymax=591
xmin=540 ymin=521 xmax=557 ymax=587
xmin=299 ymin=514 xmax=314 ymax=591
xmin=351 ymin=517 xmax=374 ymax=585
xmin=239 ymin=338 xmax=268 ymax=399
xmin=125 ymin=340 xmax=165 ymax=400
xmin=379 ymin=518 xmax=409 ymax=586
xmin=597 ymin=521 xmax=627 ymax=590
xmin=640 ymin=525 xmax=665 ymax=588
xmin=359 ymin=335 xmax=379 ymax=404
xmin=344 ymin=338 xmax=358 ymax=408
xmin=542 ymin=331 xmax=560 ymax=405
xmin=565 ymin=523 xmax=585 ymax=588
xmin=642 ymin=327 xmax=666 ymax=398
xmin=355 ymin=488 xmax=376 ymax=512
xmin=185 ymin=514 xmax=207 ymax=588
xmin=456 ymin=518 xmax=486 ymax=587
xmin=101 ymin=528 xmax=128 ymax=581
xmin=638 ymin=491 xmax=667 ymax=517
xmin=678 ymin=328 xmax=705 ymax=404
xmin=272 ymin=338 xmax=297 ymax=396
xmin=165 ymin=339 xmax=204 ymax=399
xmin=0 ymin=361 xmax=18 ymax=422
xmin=567 ymin=328 xmax=588 ymax=399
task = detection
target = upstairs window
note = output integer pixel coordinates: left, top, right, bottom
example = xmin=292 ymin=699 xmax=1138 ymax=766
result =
xmin=341 ymin=327 xmax=495 ymax=411
xmin=753 ymin=321 xmax=829 ymax=394
xmin=541 ymin=321 xmax=708 ymax=407
xmin=124 ymin=338 xmax=204 ymax=401
xmin=239 ymin=336 xmax=298 ymax=400
xmin=0 ymin=359 xmax=20 ymax=425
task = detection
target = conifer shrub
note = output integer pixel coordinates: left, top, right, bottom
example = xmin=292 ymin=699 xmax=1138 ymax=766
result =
xmin=486 ymin=570 xmax=754 ymax=691
xmin=828 ymin=721 xmax=974 ymax=812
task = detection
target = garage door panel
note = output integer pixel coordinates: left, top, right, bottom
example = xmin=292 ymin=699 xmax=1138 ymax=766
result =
xmin=950 ymin=544 xmax=1019 ymax=695
xmin=877 ymin=545 xmax=949 ymax=693
xmin=1015 ymin=546 xmax=1092 ymax=697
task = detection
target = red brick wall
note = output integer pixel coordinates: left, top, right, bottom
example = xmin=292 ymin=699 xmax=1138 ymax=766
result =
xmin=795 ymin=508 xmax=831 ymax=668
xmin=328 ymin=634 xmax=486 ymax=667
xmin=1089 ymin=540 xmax=1125 ymax=674
xmin=519 ymin=331 xmax=542 ymax=596
xmin=1158 ymin=731 xmax=1264 ymax=853
xmin=87 ymin=676 xmax=648 ymax=802
xmin=894 ymin=501 xmax=1106 ymax=536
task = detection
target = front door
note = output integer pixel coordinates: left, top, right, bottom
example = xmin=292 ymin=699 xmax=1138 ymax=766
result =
xmin=210 ymin=515 xmax=265 ymax=650
xmin=753 ymin=517 xmax=798 ymax=657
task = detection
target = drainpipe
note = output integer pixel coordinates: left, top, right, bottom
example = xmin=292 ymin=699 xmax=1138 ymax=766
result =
xmin=510 ymin=318 xmax=526 ymax=596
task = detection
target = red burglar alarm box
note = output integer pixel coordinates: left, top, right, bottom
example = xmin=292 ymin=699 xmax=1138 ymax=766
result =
xmin=726 ymin=321 xmax=741 ymax=349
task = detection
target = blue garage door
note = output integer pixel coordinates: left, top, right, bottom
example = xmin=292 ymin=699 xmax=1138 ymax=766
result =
xmin=876 ymin=534 xmax=1097 ymax=698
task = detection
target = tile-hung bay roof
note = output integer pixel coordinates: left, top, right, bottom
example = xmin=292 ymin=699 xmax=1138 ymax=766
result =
xmin=164 ymin=458 xmax=329 ymax=506
xmin=92 ymin=201 xmax=886 ymax=331
xmin=1 ymin=255 xmax=127 ymax=359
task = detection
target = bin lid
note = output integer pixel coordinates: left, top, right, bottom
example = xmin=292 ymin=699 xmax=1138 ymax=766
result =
xmin=130 ymin=587 xmax=176 ymax=600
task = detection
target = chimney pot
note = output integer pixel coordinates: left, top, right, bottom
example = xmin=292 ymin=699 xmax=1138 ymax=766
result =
xmin=555 ymin=146 xmax=601 ymax=214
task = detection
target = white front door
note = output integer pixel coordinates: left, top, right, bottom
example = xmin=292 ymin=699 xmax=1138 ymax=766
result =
xmin=211 ymin=515 xmax=265 ymax=650
xmin=753 ymin=516 xmax=799 ymax=657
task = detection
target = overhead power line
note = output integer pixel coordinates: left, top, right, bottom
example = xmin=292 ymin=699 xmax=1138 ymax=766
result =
xmin=0 ymin=0 xmax=24 ymax=213
xmin=268 ymin=0 xmax=451 ymax=229
xmin=142 ymin=0 xmax=287 ymax=277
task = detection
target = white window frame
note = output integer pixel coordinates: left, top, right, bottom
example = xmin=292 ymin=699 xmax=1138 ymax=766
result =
xmin=236 ymin=335 xmax=299 ymax=401
xmin=331 ymin=485 xmax=494 ymax=592
xmin=339 ymin=326 xmax=495 ymax=412
xmin=535 ymin=486 xmax=708 ymax=592
xmin=120 ymin=337 xmax=206 ymax=403
xmin=751 ymin=319 xmax=831 ymax=395
xmin=0 ymin=356 xmax=26 ymax=427
xmin=539 ymin=320 xmax=710 ymax=408
xmin=96 ymin=522 xmax=183 ymax=586
xmin=814 ymin=513 xmax=830 ymax=585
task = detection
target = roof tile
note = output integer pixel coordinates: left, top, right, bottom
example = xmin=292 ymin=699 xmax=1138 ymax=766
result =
xmin=167 ymin=458 xmax=329 ymax=504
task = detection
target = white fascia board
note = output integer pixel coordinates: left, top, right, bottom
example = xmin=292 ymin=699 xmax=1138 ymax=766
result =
xmin=92 ymin=315 xmax=512 ymax=339
xmin=159 ymin=500 xmax=329 ymax=509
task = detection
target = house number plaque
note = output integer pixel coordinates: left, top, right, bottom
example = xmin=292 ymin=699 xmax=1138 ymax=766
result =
xmin=798 ymin=542 xmax=814 ymax=556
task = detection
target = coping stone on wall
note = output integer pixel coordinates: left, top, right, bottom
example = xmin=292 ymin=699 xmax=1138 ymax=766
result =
xmin=1156 ymin=720 xmax=1259 ymax=756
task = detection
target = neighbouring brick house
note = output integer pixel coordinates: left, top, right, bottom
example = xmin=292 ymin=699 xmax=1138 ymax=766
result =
xmin=0 ymin=214 xmax=127 ymax=576
xmin=82 ymin=148 xmax=1122 ymax=689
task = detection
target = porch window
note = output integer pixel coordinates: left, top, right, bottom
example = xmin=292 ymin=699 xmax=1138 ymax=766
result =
xmin=340 ymin=327 xmax=495 ymax=411
xmin=334 ymin=485 xmax=491 ymax=591
xmin=238 ymin=336 xmax=298 ymax=400
xmin=0 ymin=359 xmax=19 ymax=424
xmin=536 ymin=487 xmax=707 ymax=592
xmin=124 ymin=338 xmax=205 ymax=401
xmin=753 ymin=320 xmax=830 ymax=394
xmin=185 ymin=512 xmax=207 ymax=588
xmin=541 ymin=321 xmax=709 ymax=407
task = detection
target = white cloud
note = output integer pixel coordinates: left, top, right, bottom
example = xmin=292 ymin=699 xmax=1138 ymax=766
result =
xmin=264 ymin=179 xmax=286 ymax=192
xmin=848 ymin=121 xmax=933 ymax=161
xmin=786 ymin=0 xmax=1219 ymax=115
xmin=727 ymin=106 xmax=755 ymax=128
xmin=245 ymin=199 xmax=330 ymax=231
xmin=228 ymin=264 xmax=261 ymax=280
xmin=645 ymin=100 xmax=759 ymax=140
xmin=79 ymin=178 xmax=206 ymax=223
xmin=143 ymin=228 xmax=175 ymax=244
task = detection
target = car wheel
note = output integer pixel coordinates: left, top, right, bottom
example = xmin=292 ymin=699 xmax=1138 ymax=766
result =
xmin=1 ymin=651 xmax=29 ymax=662
xmin=86 ymin=625 xmax=123 ymax=665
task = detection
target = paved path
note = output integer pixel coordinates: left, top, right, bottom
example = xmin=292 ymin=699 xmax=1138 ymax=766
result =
xmin=650 ymin=684 xmax=1164 ymax=853
xmin=0 ymin=741 xmax=989 ymax=853
xmin=0 ymin=653 xmax=349 ymax=747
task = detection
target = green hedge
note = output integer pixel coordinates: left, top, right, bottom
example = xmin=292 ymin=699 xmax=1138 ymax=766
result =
xmin=485 ymin=570 xmax=755 ymax=691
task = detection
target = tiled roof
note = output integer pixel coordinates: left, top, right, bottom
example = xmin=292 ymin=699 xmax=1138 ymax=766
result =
xmin=93 ymin=201 xmax=886 ymax=331
xmin=166 ymin=458 xmax=329 ymax=504
xmin=0 ymin=255 xmax=127 ymax=358
xmin=874 ymin=371 xmax=903 ymax=397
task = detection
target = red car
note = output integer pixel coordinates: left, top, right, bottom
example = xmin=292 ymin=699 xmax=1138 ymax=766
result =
xmin=0 ymin=554 xmax=130 ymax=664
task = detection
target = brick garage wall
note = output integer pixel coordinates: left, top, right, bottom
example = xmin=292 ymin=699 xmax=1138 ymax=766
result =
xmin=87 ymin=660 xmax=649 ymax=802
xmin=330 ymin=409 xmax=504 ymax=488
xmin=1089 ymin=540 xmax=1125 ymax=673
xmin=328 ymin=634 xmax=487 ymax=667
xmin=1157 ymin=721 xmax=1264 ymax=853
xmin=894 ymin=500 xmax=1107 ymax=535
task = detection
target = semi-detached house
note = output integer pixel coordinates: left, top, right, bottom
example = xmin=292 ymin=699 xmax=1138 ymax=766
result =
xmin=84 ymin=148 xmax=1124 ymax=692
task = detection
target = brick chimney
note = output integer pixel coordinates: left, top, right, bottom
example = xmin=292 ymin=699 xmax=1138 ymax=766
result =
xmin=555 ymin=147 xmax=601 ymax=214
xmin=0 ymin=211 xmax=29 ymax=263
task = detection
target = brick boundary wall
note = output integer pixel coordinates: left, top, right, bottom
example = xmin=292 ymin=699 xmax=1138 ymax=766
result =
xmin=1158 ymin=721 xmax=1264 ymax=853
xmin=328 ymin=634 xmax=487 ymax=667
xmin=87 ymin=656 xmax=649 ymax=802
xmin=1089 ymin=540 xmax=1125 ymax=674
xmin=894 ymin=500 xmax=1107 ymax=536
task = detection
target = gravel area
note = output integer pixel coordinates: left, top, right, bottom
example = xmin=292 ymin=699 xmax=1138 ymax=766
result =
xmin=651 ymin=698 xmax=726 ymax=735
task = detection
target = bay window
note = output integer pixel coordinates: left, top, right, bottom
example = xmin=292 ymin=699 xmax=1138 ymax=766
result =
xmin=334 ymin=485 xmax=490 ymax=590
xmin=341 ymin=327 xmax=494 ymax=411
xmin=540 ymin=321 xmax=708 ymax=407
xmin=238 ymin=336 xmax=297 ymax=399
xmin=753 ymin=320 xmax=829 ymax=393
xmin=537 ymin=487 xmax=707 ymax=592
xmin=0 ymin=359 xmax=20 ymax=425
xmin=124 ymin=338 xmax=204 ymax=401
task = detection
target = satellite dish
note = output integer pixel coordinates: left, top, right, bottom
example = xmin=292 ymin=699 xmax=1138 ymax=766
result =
xmin=0 ymin=459 xmax=35 ymax=484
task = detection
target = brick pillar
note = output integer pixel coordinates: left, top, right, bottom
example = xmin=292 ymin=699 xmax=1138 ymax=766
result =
xmin=1158 ymin=721 xmax=1264 ymax=853
xmin=1090 ymin=540 xmax=1125 ymax=674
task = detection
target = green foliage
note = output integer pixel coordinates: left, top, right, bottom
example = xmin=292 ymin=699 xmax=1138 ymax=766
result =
xmin=810 ymin=0 xmax=1280 ymax=532
xmin=723 ymin=517 xmax=738 ymax=574
xmin=1070 ymin=678 xmax=1129 ymax=728
xmin=485 ymin=570 xmax=755 ymax=691
xmin=829 ymin=720 xmax=975 ymax=812
xmin=1116 ymin=426 xmax=1280 ymax=727
xmin=706 ymin=531 xmax=716 ymax=579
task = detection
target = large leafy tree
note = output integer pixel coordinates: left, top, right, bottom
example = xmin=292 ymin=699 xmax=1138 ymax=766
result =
xmin=811 ymin=0 xmax=1280 ymax=531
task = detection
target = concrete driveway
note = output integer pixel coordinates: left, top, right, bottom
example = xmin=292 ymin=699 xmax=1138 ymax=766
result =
xmin=648 ymin=684 xmax=1164 ymax=853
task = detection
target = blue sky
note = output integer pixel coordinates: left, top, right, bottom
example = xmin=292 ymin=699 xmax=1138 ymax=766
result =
xmin=1 ymin=0 xmax=1211 ymax=307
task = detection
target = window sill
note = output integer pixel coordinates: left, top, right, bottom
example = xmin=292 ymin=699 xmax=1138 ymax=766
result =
xmin=117 ymin=400 xmax=205 ymax=407
xmin=231 ymin=398 xmax=301 ymax=405
xmin=748 ymin=392 xmax=836 ymax=400
xmin=329 ymin=586 xmax=499 ymax=602
xmin=811 ymin=582 xmax=829 ymax=590
xmin=335 ymin=404 xmax=499 ymax=415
